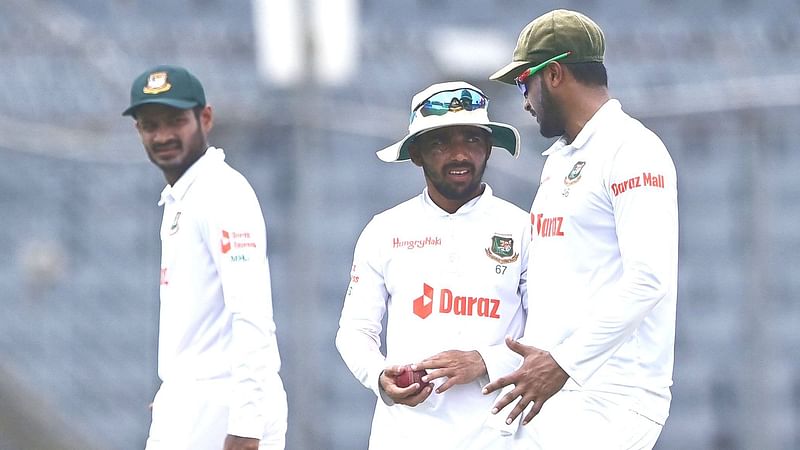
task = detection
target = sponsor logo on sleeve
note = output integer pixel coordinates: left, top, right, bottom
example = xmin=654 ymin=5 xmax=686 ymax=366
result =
xmin=220 ymin=229 xmax=257 ymax=261
xmin=611 ymin=172 xmax=665 ymax=197
xmin=485 ymin=234 xmax=519 ymax=264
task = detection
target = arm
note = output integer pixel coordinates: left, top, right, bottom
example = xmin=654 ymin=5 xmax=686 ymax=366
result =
xmin=206 ymin=183 xmax=281 ymax=441
xmin=549 ymin=138 xmax=678 ymax=385
xmin=335 ymin=221 xmax=391 ymax=398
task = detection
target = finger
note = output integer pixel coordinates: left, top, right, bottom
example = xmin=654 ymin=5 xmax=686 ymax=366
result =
xmin=412 ymin=355 xmax=443 ymax=371
xmin=504 ymin=396 xmax=532 ymax=425
xmin=522 ymin=399 xmax=544 ymax=425
xmin=490 ymin=385 xmax=521 ymax=413
xmin=405 ymin=385 xmax=433 ymax=406
xmin=421 ymin=368 xmax=448 ymax=383
xmin=382 ymin=365 xmax=405 ymax=377
xmin=482 ymin=374 xmax=513 ymax=395
xmin=505 ymin=336 xmax=527 ymax=356
xmin=435 ymin=378 xmax=455 ymax=394
xmin=393 ymin=383 xmax=425 ymax=398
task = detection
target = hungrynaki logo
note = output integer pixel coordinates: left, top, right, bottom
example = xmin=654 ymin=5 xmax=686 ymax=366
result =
xmin=393 ymin=236 xmax=442 ymax=250
xmin=412 ymin=283 xmax=500 ymax=320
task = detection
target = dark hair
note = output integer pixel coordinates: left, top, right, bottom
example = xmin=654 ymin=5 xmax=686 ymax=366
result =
xmin=564 ymin=62 xmax=607 ymax=87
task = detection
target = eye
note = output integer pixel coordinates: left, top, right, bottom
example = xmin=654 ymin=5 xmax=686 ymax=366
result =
xmin=138 ymin=121 xmax=157 ymax=133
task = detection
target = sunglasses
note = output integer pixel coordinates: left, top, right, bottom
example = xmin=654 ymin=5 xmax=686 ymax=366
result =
xmin=410 ymin=88 xmax=488 ymax=124
xmin=514 ymin=51 xmax=572 ymax=96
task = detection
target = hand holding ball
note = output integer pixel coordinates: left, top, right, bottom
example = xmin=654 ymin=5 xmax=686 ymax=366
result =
xmin=394 ymin=365 xmax=429 ymax=390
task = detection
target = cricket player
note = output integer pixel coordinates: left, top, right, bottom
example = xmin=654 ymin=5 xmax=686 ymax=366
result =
xmin=482 ymin=10 xmax=679 ymax=450
xmin=336 ymin=81 xmax=530 ymax=449
xmin=123 ymin=65 xmax=287 ymax=450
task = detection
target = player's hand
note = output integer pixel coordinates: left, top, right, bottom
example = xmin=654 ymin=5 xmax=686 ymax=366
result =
xmin=223 ymin=434 xmax=259 ymax=450
xmin=380 ymin=365 xmax=433 ymax=407
xmin=413 ymin=350 xmax=487 ymax=394
xmin=482 ymin=337 xmax=569 ymax=425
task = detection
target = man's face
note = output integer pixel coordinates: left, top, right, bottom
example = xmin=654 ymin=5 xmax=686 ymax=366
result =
xmin=134 ymin=104 xmax=211 ymax=184
xmin=410 ymin=125 xmax=491 ymax=203
xmin=524 ymin=74 xmax=566 ymax=138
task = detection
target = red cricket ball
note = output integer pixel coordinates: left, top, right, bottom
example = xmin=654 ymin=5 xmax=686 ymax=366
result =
xmin=394 ymin=365 xmax=429 ymax=389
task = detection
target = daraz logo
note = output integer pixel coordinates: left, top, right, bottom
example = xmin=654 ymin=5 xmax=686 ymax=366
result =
xmin=221 ymin=230 xmax=231 ymax=254
xmin=412 ymin=283 xmax=501 ymax=319
xmin=413 ymin=284 xmax=435 ymax=319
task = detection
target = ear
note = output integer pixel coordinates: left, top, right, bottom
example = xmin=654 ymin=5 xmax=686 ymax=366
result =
xmin=543 ymin=61 xmax=566 ymax=89
xmin=200 ymin=105 xmax=214 ymax=133
xmin=408 ymin=144 xmax=424 ymax=167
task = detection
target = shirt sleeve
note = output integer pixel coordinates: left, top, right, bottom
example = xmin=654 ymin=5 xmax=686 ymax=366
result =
xmin=550 ymin=134 xmax=679 ymax=385
xmin=203 ymin=178 xmax=282 ymax=438
xmin=335 ymin=218 xmax=390 ymax=400
xmin=477 ymin=216 xmax=529 ymax=384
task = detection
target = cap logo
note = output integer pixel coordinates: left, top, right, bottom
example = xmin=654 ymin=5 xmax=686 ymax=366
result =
xmin=143 ymin=72 xmax=172 ymax=95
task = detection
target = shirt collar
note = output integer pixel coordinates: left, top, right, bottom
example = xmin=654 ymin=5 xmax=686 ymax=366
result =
xmin=158 ymin=146 xmax=225 ymax=206
xmin=541 ymin=99 xmax=621 ymax=156
xmin=421 ymin=183 xmax=493 ymax=216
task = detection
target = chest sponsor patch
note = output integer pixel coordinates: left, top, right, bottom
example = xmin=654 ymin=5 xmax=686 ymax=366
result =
xmin=611 ymin=172 xmax=665 ymax=197
xmin=484 ymin=233 xmax=519 ymax=264
xmin=412 ymin=283 xmax=501 ymax=320
xmin=392 ymin=236 xmax=442 ymax=250
xmin=532 ymin=213 xmax=565 ymax=238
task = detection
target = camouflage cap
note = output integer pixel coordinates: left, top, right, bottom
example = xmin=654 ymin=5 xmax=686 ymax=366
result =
xmin=489 ymin=9 xmax=605 ymax=84
xmin=122 ymin=65 xmax=206 ymax=116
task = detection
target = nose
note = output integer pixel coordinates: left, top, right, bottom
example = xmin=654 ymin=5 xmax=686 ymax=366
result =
xmin=523 ymin=97 xmax=534 ymax=113
xmin=447 ymin=141 xmax=472 ymax=161
xmin=151 ymin=125 xmax=174 ymax=144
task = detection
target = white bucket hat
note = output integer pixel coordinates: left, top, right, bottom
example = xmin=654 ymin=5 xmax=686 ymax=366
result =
xmin=376 ymin=81 xmax=521 ymax=162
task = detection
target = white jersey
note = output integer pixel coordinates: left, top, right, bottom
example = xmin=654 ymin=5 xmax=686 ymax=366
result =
xmin=524 ymin=99 xmax=678 ymax=424
xmin=336 ymin=185 xmax=530 ymax=449
xmin=155 ymin=147 xmax=286 ymax=440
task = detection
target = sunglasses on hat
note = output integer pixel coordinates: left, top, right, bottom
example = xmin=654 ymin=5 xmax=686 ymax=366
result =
xmin=514 ymin=51 xmax=572 ymax=97
xmin=410 ymin=88 xmax=488 ymax=125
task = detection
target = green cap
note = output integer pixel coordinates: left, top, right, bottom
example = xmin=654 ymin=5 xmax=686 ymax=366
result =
xmin=489 ymin=9 xmax=605 ymax=84
xmin=122 ymin=65 xmax=206 ymax=116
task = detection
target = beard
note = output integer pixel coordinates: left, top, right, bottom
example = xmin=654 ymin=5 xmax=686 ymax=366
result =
xmin=537 ymin=80 xmax=566 ymax=139
xmin=422 ymin=158 xmax=488 ymax=201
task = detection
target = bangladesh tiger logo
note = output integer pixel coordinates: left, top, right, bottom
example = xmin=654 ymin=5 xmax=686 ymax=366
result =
xmin=485 ymin=234 xmax=518 ymax=264
xmin=564 ymin=161 xmax=586 ymax=186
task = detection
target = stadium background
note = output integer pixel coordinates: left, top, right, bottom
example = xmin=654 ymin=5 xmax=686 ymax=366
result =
xmin=0 ymin=1 xmax=798 ymax=449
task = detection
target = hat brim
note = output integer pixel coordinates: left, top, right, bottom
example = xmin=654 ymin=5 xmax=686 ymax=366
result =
xmin=489 ymin=60 xmax=534 ymax=85
xmin=376 ymin=122 xmax=520 ymax=163
xmin=122 ymin=98 xmax=201 ymax=116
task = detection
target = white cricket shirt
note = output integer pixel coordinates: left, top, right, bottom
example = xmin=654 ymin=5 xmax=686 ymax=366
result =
xmin=157 ymin=147 xmax=285 ymax=438
xmin=336 ymin=185 xmax=530 ymax=449
xmin=524 ymin=100 xmax=678 ymax=424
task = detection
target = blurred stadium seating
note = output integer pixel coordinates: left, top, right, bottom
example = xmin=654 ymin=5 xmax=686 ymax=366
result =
xmin=0 ymin=1 xmax=798 ymax=449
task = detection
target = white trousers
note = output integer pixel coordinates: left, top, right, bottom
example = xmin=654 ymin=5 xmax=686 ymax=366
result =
xmin=512 ymin=390 xmax=663 ymax=450
xmin=145 ymin=379 xmax=287 ymax=450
